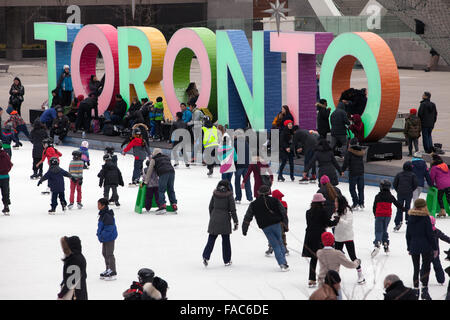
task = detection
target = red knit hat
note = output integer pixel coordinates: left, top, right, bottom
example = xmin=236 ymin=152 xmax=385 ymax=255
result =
xmin=283 ymin=120 xmax=293 ymax=127
xmin=321 ymin=232 xmax=335 ymax=247
xmin=410 ymin=108 xmax=417 ymax=115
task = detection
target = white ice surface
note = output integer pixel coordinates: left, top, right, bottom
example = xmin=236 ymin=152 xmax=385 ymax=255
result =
xmin=0 ymin=142 xmax=449 ymax=300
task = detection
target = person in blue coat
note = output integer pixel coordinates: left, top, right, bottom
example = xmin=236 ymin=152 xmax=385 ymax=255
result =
xmin=37 ymin=157 xmax=72 ymax=214
xmin=40 ymin=107 xmax=57 ymax=129
xmin=406 ymin=198 xmax=438 ymax=300
xmin=97 ymin=198 xmax=118 ymax=280
xmin=411 ymin=152 xmax=432 ymax=203
xmin=180 ymin=103 xmax=192 ymax=124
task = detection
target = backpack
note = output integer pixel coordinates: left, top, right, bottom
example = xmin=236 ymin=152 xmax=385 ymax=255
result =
xmin=152 ymin=276 xmax=168 ymax=299
xmin=103 ymin=121 xmax=120 ymax=136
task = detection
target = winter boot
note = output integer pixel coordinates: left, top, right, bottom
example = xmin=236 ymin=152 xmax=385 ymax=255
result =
xmin=421 ymin=287 xmax=432 ymax=300
xmin=280 ymin=264 xmax=290 ymax=272
xmin=357 ymin=269 xmax=366 ymax=284
xmin=207 ymin=168 xmax=213 ymax=177
xmin=48 ymin=207 xmax=56 ymax=215
xmin=77 ymin=202 xmax=83 ymax=209
xmin=265 ymin=246 xmax=274 ymax=256
xmin=438 ymin=209 xmax=447 ymax=218
xmin=67 ymin=203 xmax=74 ymax=210
xmin=371 ymin=242 xmax=381 ymax=258
xmin=383 ymin=242 xmax=389 ymax=254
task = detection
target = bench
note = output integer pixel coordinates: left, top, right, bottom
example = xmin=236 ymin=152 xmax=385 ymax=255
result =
xmin=0 ymin=64 xmax=9 ymax=73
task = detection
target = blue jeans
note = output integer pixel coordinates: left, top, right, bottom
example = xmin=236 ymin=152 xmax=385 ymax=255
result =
xmin=132 ymin=159 xmax=144 ymax=182
xmin=304 ymin=149 xmax=316 ymax=176
xmin=374 ymin=216 xmax=391 ymax=245
xmin=51 ymin=192 xmax=66 ymax=209
xmin=422 ymin=127 xmax=433 ymax=153
xmin=202 ymin=234 xmax=231 ymax=263
xmin=395 ymin=194 xmax=411 ymax=226
xmin=221 ymin=172 xmax=233 ymax=193
xmin=158 ymin=172 xmax=177 ymax=205
xmin=262 ymin=223 xmax=287 ymax=266
xmin=234 ymin=167 xmax=253 ymax=201
xmin=349 ymin=175 xmax=364 ymax=206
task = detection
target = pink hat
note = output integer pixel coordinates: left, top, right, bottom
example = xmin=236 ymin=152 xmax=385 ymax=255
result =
xmin=320 ymin=175 xmax=330 ymax=185
xmin=430 ymin=216 xmax=436 ymax=231
xmin=312 ymin=193 xmax=326 ymax=203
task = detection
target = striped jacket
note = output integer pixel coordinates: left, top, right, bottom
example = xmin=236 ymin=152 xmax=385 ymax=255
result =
xmin=69 ymin=160 xmax=84 ymax=179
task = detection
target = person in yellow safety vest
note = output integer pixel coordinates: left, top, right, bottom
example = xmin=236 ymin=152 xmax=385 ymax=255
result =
xmin=202 ymin=118 xmax=219 ymax=177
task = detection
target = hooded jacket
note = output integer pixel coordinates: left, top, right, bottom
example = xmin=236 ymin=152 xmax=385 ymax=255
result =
xmin=430 ymin=163 xmax=450 ymax=190
xmin=58 ymin=236 xmax=88 ymax=300
xmin=123 ymin=137 xmax=150 ymax=160
xmin=29 ymin=120 xmax=48 ymax=158
xmin=292 ymin=129 xmax=319 ymax=152
xmin=97 ymin=207 xmax=118 ymax=243
xmin=316 ymin=104 xmax=331 ymax=136
xmin=5 ymin=111 xmax=25 ymax=129
xmin=40 ymin=108 xmax=57 ymax=124
xmin=349 ymin=114 xmax=364 ymax=142
xmin=304 ymin=142 xmax=342 ymax=186
xmin=144 ymin=149 xmax=174 ymax=184
xmin=404 ymin=114 xmax=421 ymax=139
xmin=393 ymin=162 xmax=418 ymax=196
xmin=0 ymin=150 xmax=13 ymax=177
xmin=406 ymin=207 xmax=437 ymax=254
xmin=418 ymin=98 xmax=437 ymax=128
xmin=39 ymin=165 xmax=72 ymax=192
xmin=341 ymin=146 xmax=365 ymax=176
xmin=208 ymin=188 xmax=238 ymax=235
xmin=330 ymin=102 xmax=350 ymax=136
xmin=98 ymin=161 xmax=124 ymax=187
xmin=411 ymin=157 xmax=432 ymax=188
xmin=243 ymin=195 xmax=288 ymax=233
xmin=271 ymin=190 xmax=287 ymax=210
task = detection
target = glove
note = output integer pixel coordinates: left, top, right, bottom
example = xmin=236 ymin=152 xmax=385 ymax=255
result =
xmin=71 ymin=177 xmax=77 ymax=183
xmin=333 ymin=216 xmax=340 ymax=223
xmin=233 ymin=223 xmax=238 ymax=231
xmin=99 ymin=183 xmax=102 ymax=188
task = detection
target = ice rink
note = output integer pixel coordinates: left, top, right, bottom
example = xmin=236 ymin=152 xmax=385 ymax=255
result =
xmin=0 ymin=142 xmax=449 ymax=300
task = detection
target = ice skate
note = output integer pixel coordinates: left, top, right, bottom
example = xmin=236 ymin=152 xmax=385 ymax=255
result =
xmin=203 ymin=258 xmax=208 ymax=267
xmin=235 ymin=200 xmax=241 ymax=204
xmin=115 ymin=201 xmax=120 ymax=207
xmin=185 ymin=163 xmax=190 ymax=169
xmin=421 ymin=287 xmax=431 ymax=300
xmin=351 ymin=204 xmax=359 ymax=211
xmin=207 ymin=168 xmax=213 ymax=178
xmin=309 ymin=175 xmax=317 ymax=184
xmin=30 ymin=174 xmax=38 ymax=180
xmin=265 ymin=246 xmax=274 ymax=256
xmin=171 ymin=203 xmax=178 ymax=213
xmin=224 ymin=261 xmax=232 ymax=267
xmin=285 ymin=248 xmax=290 ymax=256
xmin=357 ymin=270 xmax=366 ymax=284
xmin=277 ymin=176 xmax=285 ymax=182
xmin=438 ymin=209 xmax=447 ymax=218
xmin=383 ymin=242 xmax=389 ymax=254
xmin=290 ymin=176 xmax=295 ymax=182
xmin=308 ymin=280 xmax=317 ymax=288
xmin=2 ymin=205 xmax=10 ymax=216
xmin=77 ymin=203 xmax=83 ymax=209
xmin=67 ymin=203 xmax=74 ymax=210
xmin=41 ymin=187 xmax=51 ymax=195
xmin=359 ymin=204 xmax=365 ymax=211
xmin=128 ymin=181 xmax=139 ymax=187
xmin=99 ymin=270 xmax=109 ymax=280
xmin=299 ymin=177 xmax=309 ymax=184
xmin=103 ymin=269 xmax=117 ymax=281
xmin=48 ymin=208 xmax=56 ymax=215
xmin=280 ymin=264 xmax=290 ymax=272
xmin=155 ymin=204 xmax=167 ymax=215
xmin=371 ymin=242 xmax=381 ymax=258
xmin=61 ymin=202 xmax=67 ymax=211
xmin=173 ymin=161 xmax=179 ymax=168
xmin=393 ymin=222 xmax=402 ymax=232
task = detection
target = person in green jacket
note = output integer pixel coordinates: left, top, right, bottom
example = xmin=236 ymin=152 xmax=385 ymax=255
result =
xmin=153 ymin=97 xmax=164 ymax=141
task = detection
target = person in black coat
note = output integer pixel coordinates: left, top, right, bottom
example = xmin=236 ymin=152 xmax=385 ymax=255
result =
xmin=88 ymin=75 xmax=104 ymax=97
xmin=293 ymin=128 xmax=319 ymax=183
xmin=406 ymin=199 xmax=438 ymax=300
xmin=29 ymin=119 xmax=48 ymax=179
xmin=58 ymin=236 xmax=88 ymax=300
xmin=75 ymin=94 xmax=98 ymax=133
xmin=50 ymin=107 xmax=70 ymax=144
xmin=317 ymin=175 xmax=342 ymax=217
xmin=316 ymin=99 xmax=331 ymax=139
xmin=302 ymin=193 xmax=339 ymax=287
xmin=98 ymin=155 xmax=124 ymax=206
xmin=170 ymin=112 xmax=189 ymax=167
xmin=303 ymin=139 xmax=342 ymax=186
xmin=50 ymin=89 xmax=62 ymax=109
xmin=107 ymin=94 xmax=127 ymax=125
xmin=202 ymin=180 xmax=238 ymax=267
xmin=383 ymin=274 xmax=418 ymax=300
xmin=9 ymin=77 xmax=25 ymax=115
xmin=278 ymin=120 xmax=295 ymax=182
xmin=330 ymin=101 xmax=350 ymax=157
xmin=341 ymin=138 xmax=366 ymax=209
xmin=393 ymin=161 xmax=418 ymax=230
xmin=243 ymin=185 xmax=289 ymax=270
xmin=417 ymin=91 xmax=437 ymax=154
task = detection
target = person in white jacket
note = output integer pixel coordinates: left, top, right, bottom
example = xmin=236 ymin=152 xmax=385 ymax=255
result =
xmin=332 ymin=195 xmax=365 ymax=284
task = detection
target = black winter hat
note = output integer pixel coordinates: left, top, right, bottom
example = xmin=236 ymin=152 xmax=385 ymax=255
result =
xmin=403 ymin=161 xmax=413 ymax=171
xmin=217 ymin=180 xmax=231 ymax=192
xmin=258 ymin=185 xmax=271 ymax=196
xmin=65 ymin=236 xmax=82 ymax=254
xmin=380 ymin=179 xmax=391 ymax=191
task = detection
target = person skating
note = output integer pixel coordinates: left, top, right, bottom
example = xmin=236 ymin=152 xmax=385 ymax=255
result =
xmin=430 ymin=154 xmax=450 ymax=218
xmin=303 ymin=139 xmax=342 ymax=186
xmin=233 ymin=129 xmax=253 ymax=204
xmin=349 ymin=114 xmax=364 ymax=143
xmin=341 ymin=138 xmax=366 ymax=210
xmin=429 ymin=216 xmax=450 ymax=285
xmin=411 ymin=152 xmax=432 ymax=203
xmin=330 ymin=100 xmax=350 ymax=158
xmin=1 ymin=124 xmax=19 ymax=159
xmin=201 ymin=118 xmax=219 ymax=177
xmin=383 ymin=274 xmax=418 ymax=300
xmin=243 ymin=185 xmax=289 ymax=271
xmin=57 ymin=236 xmax=87 ymax=300
xmin=37 ymin=157 xmax=73 ymax=214
xmin=79 ymin=140 xmax=90 ymax=169
xmin=317 ymin=175 xmax=342 ymax=217
xmin=122 ymin=127 xmax=150 ymax=185
xmin=292 ymin=128 xmax=319 ymax=184
xmin=218 ymin=129 xmax=237 ymax=190
xmin=122 ymin=268 xmax=168 ymax=300
xmin=97 ymin=198 xmax=118 ymax=280
xmin=393 ymin=161 xmax=418 ymax=231
xmin=278 ymin=120 xmax=295 ymax=182
xmin=265 ymin=189 xmax=289 ymax=256
xmin=406 ymin=198 xmax=438 ymax=300
xmin=4 ymin=109 xmax=29 ymax=145
xmin=29 ymin=119 xmax=48 ymax=179
xmin=143 ymin=148 xmax=177 ymax=214
xmin=202 ymin=180 xmax=238 ymax=267
xmin=302 ymin=193 xmax=340 ymax=287
xmin=98 ymin=154 xmax=124 ymax=207
xmin=371 ymin=180 xmax=404 ymax=257
xmin=0 ymin=145 xmax=12 ymax=215
xmin=404 ymin=108 xmax=421 ymax=156
xmin=104 ymin=146 xmax=118 ymax=166
xmin=241 ymin=156 xmax=273 ymax=198
xmin=68 ymin=151 xmax=84 ymax=209
xmin=143 ymin=158 xmax=159 ymax=212
xmin=332 ymin=195 xmax=365 ymax=284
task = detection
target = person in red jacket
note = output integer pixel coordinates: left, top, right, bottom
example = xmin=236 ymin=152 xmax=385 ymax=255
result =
xmin=36 ymin=138 xmax=62 ymax=168
xmin=265 ymin=189 xmax=289 ymax=256
xmin=122 ymin=128 xmax=150 ymax=185
xmin=241 ymin=156 xmax=273 ymax=197
xmin=349 ymin=114 xmax=364 ymax=143
xmin=0 ymin=145 xmax=13 ymax=214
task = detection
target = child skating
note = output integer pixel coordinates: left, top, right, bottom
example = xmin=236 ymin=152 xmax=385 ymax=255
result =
xmin=122 ymin=127 xmax=150 ymax=186
xmin=1 ymin=124 xmax=19 ymax=159
xmin=29 ymin=119 xmax=48 ymax=180
xmin=265 ymin=189 xmax=289 ymax=256
xmin=98 ymin=154 xmax=124 ymax=207
xmin=80 ymin=141 xmax=90 ymax=169
xmin=97 ymin=198 xmax=118 ymax=280
xmin=36 ymin=138 xmax=62 ymax=195
xmin=143 ymin=159 xmax=159 ymax=212
xmin=68 ymin=150 xmax=84 ymax=209
xmin=0 ymin=145 xmax=13 ymax=215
